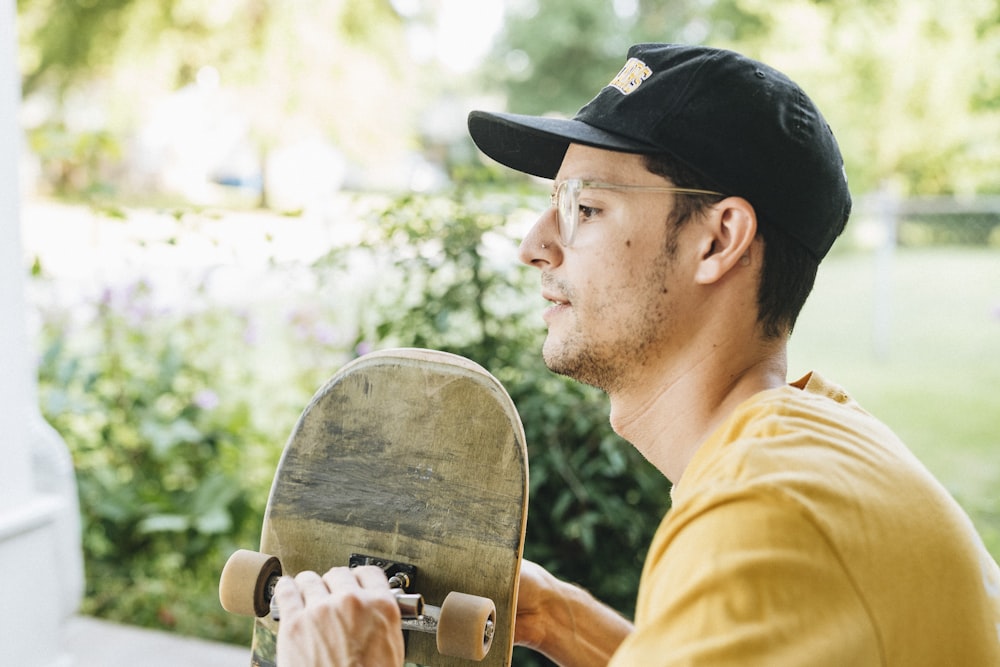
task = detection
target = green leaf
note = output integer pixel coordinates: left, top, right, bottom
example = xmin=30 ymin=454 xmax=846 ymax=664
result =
xmin=138 ymin=514 xmax=190 ymax=534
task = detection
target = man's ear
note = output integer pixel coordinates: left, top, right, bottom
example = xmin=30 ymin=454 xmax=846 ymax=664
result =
xmin=694 ymin=197 xmax=757 ymax=285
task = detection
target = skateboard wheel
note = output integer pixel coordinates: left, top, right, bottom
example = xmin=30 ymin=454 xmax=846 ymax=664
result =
xmin=436 ymin=592 xmax=496 ymax=661
xmin=219 ymin=549 xmax=282 ymax=618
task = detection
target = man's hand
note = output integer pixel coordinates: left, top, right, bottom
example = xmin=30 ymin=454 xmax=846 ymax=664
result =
xmin=514 ymin=559 xmax=633 ymax=667
xmin=513 ymin=559 xmax=559 ymax=651
xmin=274 ymin=565 xmax=405 ymax=667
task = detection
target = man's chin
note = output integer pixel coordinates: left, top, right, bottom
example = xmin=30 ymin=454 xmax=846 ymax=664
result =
xmin=542 ymin=340 xmax=611 ymax=392
xmin=541 ymin=339 xmax=573 ymax=377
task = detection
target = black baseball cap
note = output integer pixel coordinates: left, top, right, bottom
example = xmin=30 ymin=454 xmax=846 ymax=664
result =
xmin=468 ymin=43 xmax=851 ymax=259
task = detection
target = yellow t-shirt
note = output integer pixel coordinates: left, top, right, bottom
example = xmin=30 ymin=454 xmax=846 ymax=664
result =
xmin=610 ymin=372 xmax=1000 ymax=666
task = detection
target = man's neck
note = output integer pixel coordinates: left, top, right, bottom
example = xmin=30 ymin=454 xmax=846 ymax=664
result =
xmin=608 ymin=340 xmax=788 ymax=483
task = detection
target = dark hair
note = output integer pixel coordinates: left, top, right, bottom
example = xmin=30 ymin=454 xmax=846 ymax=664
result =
xmin=643 ymin=153 xmax=819 ymax=338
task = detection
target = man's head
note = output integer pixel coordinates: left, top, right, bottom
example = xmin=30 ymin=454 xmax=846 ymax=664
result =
xmin=468 ymin=43 xmax=852 ymax=260
xmin=467 ymin=44 xmax=851 ymax=390
xmin=470 ymin=44 xmax=851 ymax=340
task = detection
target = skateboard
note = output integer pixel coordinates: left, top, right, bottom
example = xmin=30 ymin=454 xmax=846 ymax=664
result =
xmin=219 ymin=348 xmax=528 ymax=666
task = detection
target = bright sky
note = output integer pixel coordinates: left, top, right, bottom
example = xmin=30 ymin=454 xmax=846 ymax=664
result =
xmin=395 ymin=0 xmax=506 ymax=73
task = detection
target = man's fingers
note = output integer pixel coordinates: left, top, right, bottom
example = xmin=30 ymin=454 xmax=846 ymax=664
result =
xmin=276 ymin=567 xmax=407 ymax=667
xmin=351 ymin=565 xmax=392 ymax=591
xmin=320 ymin=566 xmax=355 ymax=598
xmin=273 ymin=566 xmax=392 ymax=623
xmin=273 ymin=575 xmax=304 ymax=620
xmin=294 ymin=569 xmax=331 ymax=607
xmin=319 ymin=565 xmax=390 ymax=593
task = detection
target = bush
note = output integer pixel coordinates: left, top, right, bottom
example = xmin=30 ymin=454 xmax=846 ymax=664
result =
xmin=26 ymin=122 xmax=122 ymax=198
xmin=35 ymin=274 xmax=287 ymax=644
xmin=318 ymin=190 xmax=673 ymax=664
xmin=34 ymin=190 xmax=672 ymax=662
xmin=897 ymin=212 xmax=1000 ymax=247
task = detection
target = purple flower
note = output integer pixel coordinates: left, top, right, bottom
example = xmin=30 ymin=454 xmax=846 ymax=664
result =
xmin=314 ymin=323 xmax=338 ymax=345
xmin=355 ymin=341 xmax=373 ymax=357
xmin=193 ymin=389 xmax=220 ymax=411
xmin=243 ymin=320 xmax=260 ymax=346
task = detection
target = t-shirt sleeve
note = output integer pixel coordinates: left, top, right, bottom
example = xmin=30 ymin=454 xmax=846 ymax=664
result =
xmin=610 ymin=494 xmax=882 ymax=666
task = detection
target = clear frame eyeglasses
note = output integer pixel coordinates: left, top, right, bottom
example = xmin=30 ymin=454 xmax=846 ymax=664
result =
xmin=549 ymin=178 xmax=724 ymax=247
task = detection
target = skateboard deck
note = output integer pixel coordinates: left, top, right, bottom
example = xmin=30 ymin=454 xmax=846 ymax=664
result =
xmin=220 ymin=348 xmax=528 ymax=666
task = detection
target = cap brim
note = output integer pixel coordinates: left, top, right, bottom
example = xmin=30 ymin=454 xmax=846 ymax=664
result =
xmin=467 ymin=110 xmax=658 ymax=180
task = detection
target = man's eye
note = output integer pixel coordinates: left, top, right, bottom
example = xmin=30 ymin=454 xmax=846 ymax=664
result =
xmin=579 ymin=205 xmax=599 ymax=221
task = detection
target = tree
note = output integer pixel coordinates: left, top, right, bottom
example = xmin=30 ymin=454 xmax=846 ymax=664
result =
xmin=483 ymin=0 xmax=765 ymax=116
xmin=482 ymin=0 xmax=1000 ymax=195
xmin=727 ymin=0 xmax=1000 ymax=195
xmin=16 ymin=0 xmax=428 ymax=201
xmin=17 ymin=0 xmax=144 ymax=98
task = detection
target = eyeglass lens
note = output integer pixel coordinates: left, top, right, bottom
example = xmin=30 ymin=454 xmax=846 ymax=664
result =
xmin=557 ymin=179 xmax=579 ymax=246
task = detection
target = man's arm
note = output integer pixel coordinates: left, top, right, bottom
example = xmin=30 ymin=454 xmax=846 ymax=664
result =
xmin=515 ymin=560 xmax=634 ymax=667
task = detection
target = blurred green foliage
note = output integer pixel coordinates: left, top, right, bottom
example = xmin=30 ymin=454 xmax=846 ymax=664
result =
xmin=484 ymin=0 xmax=1000 ymax=194
xmin=323 ymin=190 xmax=674 ymax=611
xmin=488 ymin=0 xmax=765 ymax=117
xmin=26 ymin=123 xmax=122 ymax=197
xmin=317 ymin=190 xmax=675 ymax=665
xmin=898 ymin=212 xmax=1000 ymax=247
xmin=36 ymin=275 xmax=281 ymax=642
xmin=490 ymin=0 xmax=1000 ymax=196
xmin=16 ymin=0 xmax=1000 ymax=204
xmin=17 ymin=0 xmax=425 ymax=200
xmin=33 ymin=191 xmax=670 ymax=662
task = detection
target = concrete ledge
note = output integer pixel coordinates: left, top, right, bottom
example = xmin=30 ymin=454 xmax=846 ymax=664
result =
xmin=64 ymin=617 xmax=249 ymax=667
xmin=1 ymin=495 xmax=67 ymax=666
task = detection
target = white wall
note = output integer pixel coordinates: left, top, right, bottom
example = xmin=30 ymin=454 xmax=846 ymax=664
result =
xmin=0 ymin=2 xmax=81 ymax=665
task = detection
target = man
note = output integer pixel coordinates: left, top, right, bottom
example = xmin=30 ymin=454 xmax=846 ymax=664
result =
xmin=274 ymin=43 xmax=1000 ymax=665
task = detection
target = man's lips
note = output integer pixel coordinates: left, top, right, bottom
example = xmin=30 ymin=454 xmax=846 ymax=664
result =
xmin=542 ymin=291 xmax=571 ymax=322
xmin=542 ymin=291 xmax=569 ymax=306
xmin=541 ymin=275 xmax=573 ymax=322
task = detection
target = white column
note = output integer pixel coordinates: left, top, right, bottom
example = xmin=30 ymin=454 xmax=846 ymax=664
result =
xmin=0 ymin=0 xmax=31 ymax=508
xmin=0 ymin=2 xmax=80 ymax=665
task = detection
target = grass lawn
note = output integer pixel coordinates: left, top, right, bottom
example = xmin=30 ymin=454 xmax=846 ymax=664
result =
xmin=788 ymin=247 xmax=1000 ymax=558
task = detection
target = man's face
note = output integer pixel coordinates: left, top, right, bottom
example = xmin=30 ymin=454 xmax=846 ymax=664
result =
xmin=519 ymin=144 xmax=705 ymax=394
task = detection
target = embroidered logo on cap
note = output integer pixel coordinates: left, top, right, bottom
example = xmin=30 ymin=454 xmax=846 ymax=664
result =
xmin=607 ymin=58 xmax=652 ymax=95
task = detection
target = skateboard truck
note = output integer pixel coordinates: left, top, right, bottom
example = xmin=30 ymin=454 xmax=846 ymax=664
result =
xmin=348 ymin=553 xmax=424 ymax=618
xmin=220 ymin=549 xmax=497 ymax=661
xmin=349 ymin=553 xmax=496 ymax=653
